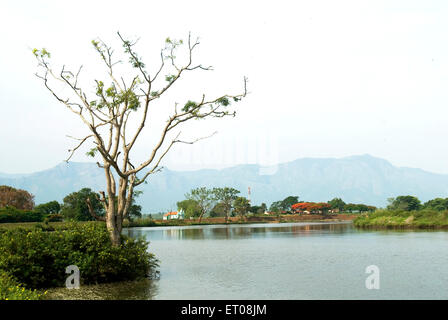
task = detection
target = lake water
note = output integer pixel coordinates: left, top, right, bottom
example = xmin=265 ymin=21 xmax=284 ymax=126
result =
xmin=47 ymin=221 xmax=448 ymax=299
xmin=120 ymin=222 xmax=448 ymax=300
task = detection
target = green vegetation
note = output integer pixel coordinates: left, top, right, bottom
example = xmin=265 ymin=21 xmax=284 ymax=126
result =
xmin=0 ymin=222 xmax=158 ymax=299
xmin=343 ymin=203 xmax=376 ymax=213
xmin=249 ymin=203 xmax=267 ymax=215
xmin=270 ymin=196 xmax=299 ymax=212
xmin=387 ymin=195 xmax=422 ymax=211
xmin=180 ymin=187 xmax=255 ymax=222
xmin=354 ymin=209 xmax=448 ymax=229
xmin=327 ymin=198 xmax=346 ymax=212
xmin=354 ymin=195 xmax=448 ymax=229
xmin=184 ymin=187 xmax=215 ymax=223
xmin=268 ymin=196 xmax=376 ymax=214
xmin=177 ymin=199 xmax=202 ymax=219
xmin=0 ymin=270 xmax=46 ymax=300
xmin=182 ymin=187 xmax=242 ymax=223
xmin=0 ymin=186 xmax=64 ymax=223
xmin=423 ymin=197 xmax=448 ymax=211
xmin=0 ymin=206 xmax=44 ymax=223
xmin=209 ymin=202 xmax=227 ymax=217
xmin=0 ymin=220 xmax=99 ymax=231
xmin=34 ymin=200 xmax=61 ymax=215
xmin=233 ymin=196 xmax=251 ymax=218
xmin=211 ymin=187 xmax=240 ymax=222
xmin=61 ymin=188 xmax=104 ymax=221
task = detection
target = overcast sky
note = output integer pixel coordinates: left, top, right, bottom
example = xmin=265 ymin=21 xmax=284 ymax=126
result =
xmin=1 ymin=0 xmax=448 ymax=174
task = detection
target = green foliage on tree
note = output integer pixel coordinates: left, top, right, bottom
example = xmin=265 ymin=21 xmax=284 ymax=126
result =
xmin=61 ymin=188 xmax=104 ymax=221
xmin=387 ymin=196 xmax=422 ymax=211
xmin=34 ymin=201 xmax=61 ymax=215
xmin=423 ymin=198 xmax=448 ymax=211
xmin=211 ymin=187 xmax=240 ymax=222
xmin=343 ymin=203 xmax=376 ymax=213
xmin=128 ymin=204 xmax=142 ymax=221
xmin=269 ymin=200 xmax=282 ymax=213
xmin=249 ymin=203 xmax=267 ymax=214
xmin=177 ymin=199 xmax=201 ymax=218
xmin=281 ymin=196 xmax=299 ymax=211
xmin=185 ymin=187 xmax=215 ymax=222
xmin=269 ymin=196 xmax=299 ymax=212
xmin=327 ymin=198 xmax=346 ymax=211
xmin=233 ymin=196 xmax=251 ymax=218
xmin=261 ymin=203 xmax=267 ymax=212
xmin=209 ymin=202 xmax=228 ymax=217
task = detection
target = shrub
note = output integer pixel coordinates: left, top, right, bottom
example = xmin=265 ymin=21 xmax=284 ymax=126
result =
xmin=0 ymin=270 xmax=45 ymax=300
xmin=46 ymin=213 xmax=63 ymax=222
xmin=0 ymin=222 xmax=159 ymax=289
xmin=0 ymin=206 xmax=43 ymax=223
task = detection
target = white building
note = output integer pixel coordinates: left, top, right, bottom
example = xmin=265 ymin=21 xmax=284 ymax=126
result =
xmin=162 ymin=209 xmax=185 ymax=220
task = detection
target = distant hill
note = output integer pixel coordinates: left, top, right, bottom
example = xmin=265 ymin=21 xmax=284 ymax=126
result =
xmin=1 ymin=154 xmax=448 ymax=212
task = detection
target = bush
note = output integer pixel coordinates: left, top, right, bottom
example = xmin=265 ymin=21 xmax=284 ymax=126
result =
xmin=0 ymin=206 xmax=43 ymax=223
xmin=46 ymin=213 xmax=63 ymax=222
xmin=0 ymin=270 xmax=45 ymax=300
xmin=0 ymin=222 xmax=159 ymax=289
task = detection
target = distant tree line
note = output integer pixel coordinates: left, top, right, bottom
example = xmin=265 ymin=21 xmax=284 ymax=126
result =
xmin=0 ymin=186 xmax=142 ymax=223
xmin=2 ymin=183 xmax=447 ymax=224
xmin=269 ymin=196 xmax=377 ymax=214
xmin=177 ymin=187 xmax=255 ymax=222
xmin=386 ymin=195 xmax=448 ymax=212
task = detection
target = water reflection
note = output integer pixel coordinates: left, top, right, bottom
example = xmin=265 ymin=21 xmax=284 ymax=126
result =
xmin=125 ymin=221 xmax=354 ymax=241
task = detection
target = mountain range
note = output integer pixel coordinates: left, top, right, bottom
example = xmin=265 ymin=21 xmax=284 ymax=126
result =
xmin=1 ymin=154 xmax=448 ymax=212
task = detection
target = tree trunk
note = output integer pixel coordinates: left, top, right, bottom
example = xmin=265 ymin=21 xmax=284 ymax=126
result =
xmin=104 ymin=165 xmax=123 ymax=247
xmin=105 ymin=206 xmax=120 ymax=246
xmin=225 ymin=205 xmax=230 ymax=224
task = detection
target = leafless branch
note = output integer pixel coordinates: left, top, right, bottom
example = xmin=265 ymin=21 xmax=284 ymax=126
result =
xmin=65 ymin=134 xmax=94 ymax=162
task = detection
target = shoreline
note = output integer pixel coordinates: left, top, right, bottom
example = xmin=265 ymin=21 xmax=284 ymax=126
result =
xmin=354 ymin=223 xmax=448 ymax=230
xmin=124 ymin=214 xmax=357 ymax=228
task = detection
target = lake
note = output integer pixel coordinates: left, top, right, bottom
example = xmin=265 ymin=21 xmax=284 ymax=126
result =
xmin=48 ymin=221 xmax=448 ymax=299
xmin=122 ymin=221 xmax=448 ymax=299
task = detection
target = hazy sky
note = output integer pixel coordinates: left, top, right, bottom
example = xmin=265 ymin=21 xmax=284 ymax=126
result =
xmin=1 ymin=0 xmax=448 ymax=174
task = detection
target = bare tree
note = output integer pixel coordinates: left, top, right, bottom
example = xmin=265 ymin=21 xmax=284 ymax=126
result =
xmin=33 ymin=33 xmax=247 ymax=246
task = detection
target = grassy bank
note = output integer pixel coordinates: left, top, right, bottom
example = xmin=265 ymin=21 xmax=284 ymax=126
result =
xmin=353 ymin=209 xmax=448 ymax=229
xmin=0 ymin=220 xmax=98 ymax=231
